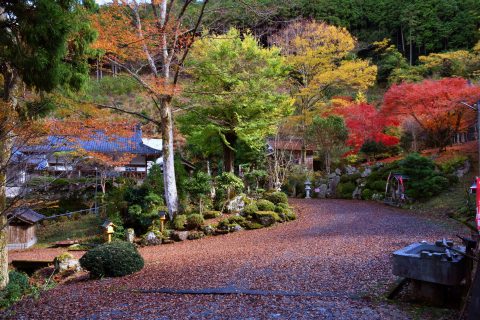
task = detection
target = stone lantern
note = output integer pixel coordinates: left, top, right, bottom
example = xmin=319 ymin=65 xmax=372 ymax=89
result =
xmin=305 ymin=179 xmax=312 ymax=199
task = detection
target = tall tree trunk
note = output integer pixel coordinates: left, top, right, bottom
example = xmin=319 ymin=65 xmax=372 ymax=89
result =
xmin=0 ymin=138 xmax=9 ymax=290
xmin=223 ymin=133 xmax=236 ymax=173
xmin=0 ymin=65 xmax=18 ymax=289
xmin=160 ymin=98 xmax=178 ymax=219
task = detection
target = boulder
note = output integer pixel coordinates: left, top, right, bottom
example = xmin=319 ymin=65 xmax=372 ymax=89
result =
xmin=143 ymin=231 xmax=162 ymax=246
xmin=232 ymin=225 xmax=243 ymax=232
xmin=361 ymin=167 xmax=372 ymax=177
xmin=226 ymin=195 xmax=245 ymax=213
xmin=345 ymin=165 xmax=357 ymax=175
xmin=203 ymin=225 xmax=215 ymax=236
xmin=258 ymin=215 xmax=275 ymax=227
xmin=335 ymin=168 xmax=342 ymax=175
xmin=187 ymin=231 xmax=205 ymax=240
xmin=317 ymin=184 xmax=328 ymax=199
xmin=172 ymin=231 xmax=189 ymax=241
xmin=327 ymin=175 xmax=341 ymax=196
xmin=54 ymin=253 xmax=81 ymax=272
xmin=352 ymin=187 xmax=362 ymax=199
xmin=455 ymin=160 xmax=471 ymax=178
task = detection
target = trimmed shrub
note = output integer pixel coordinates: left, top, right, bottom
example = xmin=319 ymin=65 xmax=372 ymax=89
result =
xmin=243 ymin=203 xmax=258 ymax=217
xmin=173 ymin=214 xmax=187 ymax=230
xmin=203 ymin=211 xmax=222 ymax=219
xmin=369 ymin=180 xmax=386 ymax=192
xmin=265 ymin=191 xmax=288 ymax=205
xmin=285 ymin=210 xmax=297 ymax=221
xmin=186 ymin=214 xmax=204 ymax=230
xmin=187 ymin=231 xmax=205 ymax=240
xmin=79 ymin=241 xmax=144 ymax=279
xmin=256 ymin=199 xmax=275 ymax=211
xmin=0 ymin=271 xmax=30 ymax=308
xmin=336 ymin=182 xmax=356 ymax=199
xmin=361 ymin=189 xmax=374 ymax=200
xmin=274 ymin=203 xmax=290 ymax=214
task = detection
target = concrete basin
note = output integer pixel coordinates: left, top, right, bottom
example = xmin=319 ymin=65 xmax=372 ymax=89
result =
xmin=392 ymin=241 xmax=467 ymax=286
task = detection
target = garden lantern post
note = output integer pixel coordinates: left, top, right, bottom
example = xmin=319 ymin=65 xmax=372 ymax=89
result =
xmin=158 ymin=210 xmax=167 ymax=232
xmin=304 ymin=179 xmax=312 ymax=199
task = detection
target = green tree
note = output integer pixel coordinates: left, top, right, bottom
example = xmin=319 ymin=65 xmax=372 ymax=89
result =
xmin=306 ymin=115 xmax=349 ymax=174
xmin=178 ymin=28 xmax=291 ymax=173
xmin=0 ymin=0 xmax=95 ymax=289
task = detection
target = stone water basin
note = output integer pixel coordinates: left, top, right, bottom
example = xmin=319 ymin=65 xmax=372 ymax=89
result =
xmin=392 ymin=241 xmax=467 ymax=286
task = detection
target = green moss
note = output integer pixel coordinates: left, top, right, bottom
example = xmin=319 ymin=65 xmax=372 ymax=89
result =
xmin=256 ymin=199 xmax=275 ymax=211
xmin=203 ymin=211 xmax=222 ymax=219
xmin=264 ymin=191 xmax=288 ymax=205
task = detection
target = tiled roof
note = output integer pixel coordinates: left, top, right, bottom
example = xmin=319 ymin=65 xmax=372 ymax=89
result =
xmin=21 ymin=126 xmax=161 ymax=156
xmin=8 ymin=207 xmax=45 ymax=224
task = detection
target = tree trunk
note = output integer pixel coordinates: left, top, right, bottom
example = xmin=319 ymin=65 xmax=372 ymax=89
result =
xmin=223 ymin=133 xmax=236 ymax=173
xmin=0 ymin=142 xmax=9 ymax=290
xmin=160 ymin=99 xmax=178 ymax=219
xmin=0 ymin=65 xmax=18 ymax=289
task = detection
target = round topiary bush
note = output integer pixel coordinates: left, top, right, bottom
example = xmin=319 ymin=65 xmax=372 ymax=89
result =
xmin=254 ymin=211 xmax=281 ymax=226
xmin=187 ymin=214 xmax=204 ymax=230
xmin=243 ymin=203 xmax=258 ymax=217
xmin=361 ymin=188 xmax=374 ymax=200
xmin=79 ymin=241 xmax=144 ymax=279
xmin=256 ymin=199 xmax=275 ymax=211
xmin=265 ymin=191 xmax=288 ymax=205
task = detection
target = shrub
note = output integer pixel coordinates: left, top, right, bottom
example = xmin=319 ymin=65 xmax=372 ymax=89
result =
xmin=265 ymin=191 xmax=288 ymax=205
xmin=336 ymin=182 xmax=356 ymax=199
xmin=361 ymin=189 xmax=374 ymax=200
xmin=274 ymin=203 xmax=290 ymax=214
xmin=368 ymin=180 xmax=386 ymax=192
xmin=71 ymin=212 xmax=82 ymax=220
xmin=285 ymin=210 xmax=297 ymax=221
xmin=228 ymin=215 xmax=247 ymax=225
xmin=0 ymin=271 xmax=30 ymax=308
xmin=256 ymin=199 xmax=275 ymax=211
xmin=340 ymin=173 xmax=361 ymax=183
xmin=243 ymin=203 xmax=258 ymax=217
xmin=203 ymin=211 xmax=222 ymax=219
xmin=438 ymin=155 xmax=468 ymax=174
xmin=187 ymin=231 xmax=205 ymax=240
xmin=243 ymin=221 xmax=264 ymax=230
xmin=79 ymin=241 xmax=144 ymax=279
xmin=173 ymin=214 xmax=187 ymax=230
xmin=186 ymin=214 xmax=204 ymax=230
xmin=57 ymin=215 xmax=69 ymax=223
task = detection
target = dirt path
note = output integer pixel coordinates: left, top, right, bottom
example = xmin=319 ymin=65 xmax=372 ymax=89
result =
xmin=4 ymin=199 xmax=467 ymax=319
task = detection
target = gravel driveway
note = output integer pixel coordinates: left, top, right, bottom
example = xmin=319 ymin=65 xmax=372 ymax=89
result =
xmin=5 ymin=199 xmax=466 ymax=319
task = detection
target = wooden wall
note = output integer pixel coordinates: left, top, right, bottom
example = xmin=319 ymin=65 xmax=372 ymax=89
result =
xmin=8 ymin=224 xmax=37 ymax=249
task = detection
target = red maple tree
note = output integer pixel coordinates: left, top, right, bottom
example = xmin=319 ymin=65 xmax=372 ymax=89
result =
xmin=383 ymin=77 xmax=480 ymax=151
xmin=334 ymin=102 xmax=399 ymax=153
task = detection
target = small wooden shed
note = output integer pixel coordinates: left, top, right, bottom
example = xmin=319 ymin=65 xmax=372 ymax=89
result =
xmin=7 ymin=208 xmax=45 ymax=250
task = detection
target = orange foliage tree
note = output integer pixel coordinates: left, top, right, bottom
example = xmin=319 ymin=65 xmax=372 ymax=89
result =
xmin=383 ymin=77 xmax=480 ymax=151
xmin=90 ymin=0 xmax=210 ymax=217
xmin=334 ymin=102 xmax=400 ymax=154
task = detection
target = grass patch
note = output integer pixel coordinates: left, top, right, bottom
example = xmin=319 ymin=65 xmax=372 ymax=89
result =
xmin=37 ymin=214 xmax=102 ymax=244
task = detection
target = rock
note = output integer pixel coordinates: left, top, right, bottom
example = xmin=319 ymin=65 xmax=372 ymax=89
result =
xmin=172 ymin=231 xmax=189 ymax=241
xmin=335 ymin=168 xmax=342 ymax=175
xmin=54 ymin=253 xmax=81 ymax=272
xmin=226 ymin=195 xmax=245 ymax=213
xmin=187 ymin=231 xmax=205 ymax=240
xmin=232 ymin=225 xmax=243 ymax=232
xmin=352 ymin=187 xmax=362 ymax=199
xmin=328 ymin=172 xmax=337 ymax=179
xmin=162 ymin=239 xmax=175 ymax=244
xmin=327 ymin=175 xmax=341 ymax=197
xmin=203 ymin=225 xmax=215 ymax=236
xmin=455 ymin=160 xmax=470 ymax=177
xmin=143 ymin=232 xmax=162 ymax=246
xmin=317 ymin=184 xmax=328 ymax=199
xmin=214 ymin=229 xmax=230 ymax=235
xmin=126 ymin=228 xmax=135 ymax=243
xmin=258 ymin=216 xmax=275 ymax=227
xmin=345 ymin=165 xmax=357 ymax=175
xmin=361 ymin=167 xmax=372 ymax=177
